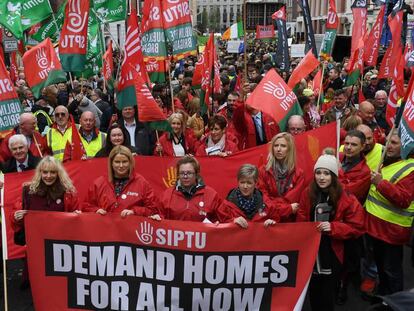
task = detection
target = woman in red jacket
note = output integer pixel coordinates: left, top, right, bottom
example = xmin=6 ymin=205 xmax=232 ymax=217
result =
xmin=83 ymin=146 xmax=161 ymax=218
xmin=221 ymin=164 xmax=279 ymax=228
xmin=257 ymin=132 xmax=305 ymax=222
xmin=195 ymin=115 xmax=239 ymax=157
xmin=154 ymin=112 xmax=197 ymax=156
xmin=161 ymin=156 xmax=227 ymax=222
xmin=296 ymin=155 xmax=365 ymax=311
xmin=12 ymin=156 xmax=80 ymax=234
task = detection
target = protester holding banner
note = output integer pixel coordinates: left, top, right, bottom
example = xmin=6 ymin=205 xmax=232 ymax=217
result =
xmin=95 ymin=124 xmax=136 ymax=158
xmin=297 ymin=154 xmax=365 ymax=311
xmin=83 ymin=146 xmax=161 ymax=218
xmin=223 ymin=164 xmax=279 ymax=228
xmin=161 ymin=156 xmax=226 ymax=222
xmin=11 ymin=156 xmax=80 ymax=234
xmin=195 ymin=115 xmax=238 ymax=157
xmin=257 ymin=133 xmax=305 ymax=222
xmin=155 ymin=113 xmax=197 ymax=156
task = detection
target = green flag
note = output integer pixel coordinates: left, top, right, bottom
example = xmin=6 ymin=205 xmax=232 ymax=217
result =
xmin=21 ymin=0 xmax=53 ymax=30
xmin=0 ymin=1 xmax=23 ymax=39
xmin=94 ymin=0 xmax=127 ymax=23
xmin=31 ymin=1 xmax=66 ymax=43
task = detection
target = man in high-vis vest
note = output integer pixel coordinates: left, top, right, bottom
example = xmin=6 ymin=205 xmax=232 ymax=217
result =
xmin=46 ymin=106 xmax=72 ymax=161
xmin=77 ymin=111 xmax=106 ymax=158
xmin=356 ymin=124 xmax=384 ymax=171
xmin=366 ymin=131 xmax=414 ymax=295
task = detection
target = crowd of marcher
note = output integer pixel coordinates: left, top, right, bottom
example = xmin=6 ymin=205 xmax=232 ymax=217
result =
xmin=1 ymin=37 xmax=414 ymax=311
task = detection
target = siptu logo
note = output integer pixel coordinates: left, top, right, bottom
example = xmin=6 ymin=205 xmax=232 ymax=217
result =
xmin=36 ymin=48 xmax=49 ymax=69
xmin=67 ymin=0 xmax=88 ymax=33
xmin=136 ymin=221 xmax=154 ymax=245
xmin=263 ymin=81 xmax=286 ymax=100
xmin=163 ymin=166 xmax=177 ymax=188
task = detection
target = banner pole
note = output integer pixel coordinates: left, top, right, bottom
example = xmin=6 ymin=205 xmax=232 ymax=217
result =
xmin=167 ymin=58 xmax=175 ymax=113
xmin=155 ymin=130 xmax=162 ymax=156
xmin=0 ymin=173 xmax=8 ymax=311
xmin=316 ymin=63 xmax=325 ymax=112
xmin=243 ymin=0 xmax=248 ymax=84
xmin=33 ymin=134 xmax=44 ymax=158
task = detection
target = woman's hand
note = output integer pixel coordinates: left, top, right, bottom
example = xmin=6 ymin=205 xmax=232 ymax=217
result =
xmin=73 ymin=210 xmax=82 ymax=214
xmin=121 ymin=209 xmax=134 ymax=218
xmin=234 ymin=216 xmax=248 ymax=229
xmin=96 ymin=208 xmax=107 ymax=215
xmin=149 ymin=214 xmax=161 ymax=221
xmin=14 ymin=210 xmax=28 ymax=222
xmin=317 ymin=221 xmax=331 ymax=232
xmin=371 ymin=171 xmax=382 ymax=186
xmin=291 ymin=203 xmax=299 ymax=214
xmin=264 ymin=219 xmax=276 ymax=227
xmin=218 ymin=152 xmax=228 ymax=158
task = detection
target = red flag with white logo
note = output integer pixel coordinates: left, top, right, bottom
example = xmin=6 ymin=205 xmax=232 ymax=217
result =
xmin=364 ymin=5 xmax=385 ymax=66
xmin=247 ymin=69 xmax=298 ymax=125
xmin=386 ymin=81 xmax=399 ymax=128
xmin=102 ymin=41 xmax=113 ymax=81
xmin=287 ymin=50 xmax=319 ymax=89
xmin=312 ymin=69 xmax=322 ymax=95
xmin=9 ymin=52 xmax=18 ymax=84
xmin=58 ymin=0 xmax=89 ymax=72
xmin=132 ymin=70 xmax=166 ymax=122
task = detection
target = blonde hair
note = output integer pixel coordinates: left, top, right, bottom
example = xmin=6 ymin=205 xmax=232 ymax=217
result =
xmin=29 ymin=156 xmax=75 ymax=193
xmin=108 ymin=145 xmax=135 ymax=182
xmin=265 ymin=132 xmax=296 ymax=173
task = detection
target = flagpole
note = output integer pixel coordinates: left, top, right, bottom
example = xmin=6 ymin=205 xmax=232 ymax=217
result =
xmin=0 ymin=173 xmax=9 ymax=311
xmin=155 ymin=130 xmax=162 ymax=156
xmin=68 ymin=72 xmax=74 ymax=90
xmin=46 ymin=0 xmax=60 ymax=40
xmin=316 ymin=63 xmax=325 ymax=112
xmin=167 ymin=58 xmax=175 ymax=113
xmin=243 ymin=0 xmax=248 ymax=84
xmin=33 ymin=134 xmax=44 ymax=158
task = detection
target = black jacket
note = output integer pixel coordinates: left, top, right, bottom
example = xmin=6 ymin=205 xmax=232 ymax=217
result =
xmin=118 ymin=117 xmax=156 ymax=156
xmin=0 ymin=152 xmax=41 ymax=173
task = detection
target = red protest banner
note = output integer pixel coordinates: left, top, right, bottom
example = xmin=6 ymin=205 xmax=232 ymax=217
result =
xmin=256 ymin=25 xmax=275 ymax=39
xmin=26 ymin=212 xmax=320 ymax=311
xmin=2 ymin=123 xmax=337 ymax=260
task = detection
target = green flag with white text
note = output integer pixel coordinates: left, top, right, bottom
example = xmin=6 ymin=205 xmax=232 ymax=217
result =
xmin=94 ymin=0 xmax=127 ymax=23
xmin=0 ymin=0 xmax=23 ymax=39
xmin=21 ymin=0 xmax=53 ymax=30
xmin=31 ymin=1 xmax=66 ymax=43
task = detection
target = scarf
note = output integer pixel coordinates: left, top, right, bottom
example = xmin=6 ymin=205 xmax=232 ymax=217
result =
xmin=113 ymin=177 xmax=129 ymax=197
xmin=176 ymin=179 xmax=205 ymax=200
xmin=272 ymin=161 xmax=291 ymax=196
xmin=235 ymin=188 xmax=258 ymax=219
xmin=205 ymin=134 xmax=226 ymax=155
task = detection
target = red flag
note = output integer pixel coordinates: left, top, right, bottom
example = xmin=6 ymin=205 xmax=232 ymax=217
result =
xmin=58 ymin=0 xmax=89 ymax=71
xmin=67 ymin=115 xmax=85 ymax=161
xmin=350 ymin=1 xmax=367 ymax=58
xmin=247 ymin=69 xmax=298 ymax=123
xmin=255 ymin=25 xmax=275 ymax=39
xmin=312 ymin=69 xmax=322 ymax=95
xmin=364 ymin=5 xmax=385 ymax=66
xmin=386 ymin=81 xmax=399 ymax=128
xmin=119 ymin=10 xmax=149 ymax=92
xmin=102 ymin=41 xmax=113 ymax=81
xmin=22 ymin=38 xmax=66 ymax=98
xmin=287 ymin=50 xmax=320 ymax=89
xmin=326 ymin=0 xmax=338 ymax=29
xmin=132 ymin=70 xmax=166 ymax=122
xmin=379 ymin=11 xmax=403 ymax=79
xmin=9 ymin=52 xmax=18 ymax=84
xmin=272 ymin=6 xmax=286 ymax=21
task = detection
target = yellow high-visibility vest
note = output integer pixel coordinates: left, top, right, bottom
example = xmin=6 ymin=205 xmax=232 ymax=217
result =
xmin=365 ymin=159 xmax=414 ymax=227
xmin=80 ymin=132 xmax=106 ymax=158
xmin=47 ymin=127 xmax=72 ymax=161
xmin=339 ymin=143 xmax=383 ymax=171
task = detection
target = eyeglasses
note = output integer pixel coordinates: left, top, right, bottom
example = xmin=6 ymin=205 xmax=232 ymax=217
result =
xmin=54 ymin=113 xmax=67 ymax=117
xmin=289 ymin=127 xmax=304 ymax=132
xmin=179 ymin=171 xmax=195 ymax=177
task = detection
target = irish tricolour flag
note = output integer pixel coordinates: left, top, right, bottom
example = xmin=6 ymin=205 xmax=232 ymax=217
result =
xmin=222 ymin=21 xmax=244 ymax=40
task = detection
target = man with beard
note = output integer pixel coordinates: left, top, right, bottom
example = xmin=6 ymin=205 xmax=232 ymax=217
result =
xmin=356 ymin=124 xmax=384 ymax=171
xmin=366 ymin=131 xmax=414 ymax=295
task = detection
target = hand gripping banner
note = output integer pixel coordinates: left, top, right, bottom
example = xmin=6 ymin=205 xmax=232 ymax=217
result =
xmin=26 ymin=212 xmax=320 ymax=311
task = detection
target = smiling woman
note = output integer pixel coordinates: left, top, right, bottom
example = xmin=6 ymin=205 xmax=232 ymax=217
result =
xmin=83 ymin=146 xmax=161 ymax=219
